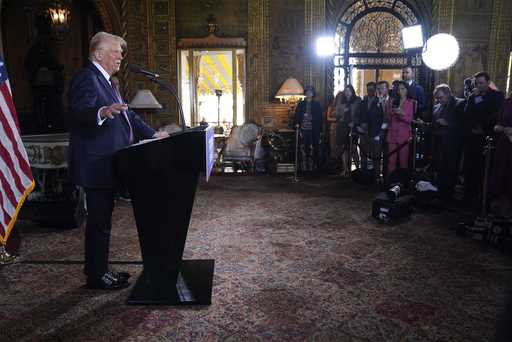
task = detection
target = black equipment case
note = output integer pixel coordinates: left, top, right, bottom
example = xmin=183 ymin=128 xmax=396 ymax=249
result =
xmin=372 ymin=192 xmax=413 ymax=223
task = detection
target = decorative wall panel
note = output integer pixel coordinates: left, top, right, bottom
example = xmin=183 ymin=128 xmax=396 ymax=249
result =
xmin=248 ymin=0 xmax=270 ymax=119
xmin=270 ymin=1 xmax=305 ymax=98
xmin=305 ymin=0 xmax=326 ymax=105
xmin=488 ymin=0 xmax=512 ymax=92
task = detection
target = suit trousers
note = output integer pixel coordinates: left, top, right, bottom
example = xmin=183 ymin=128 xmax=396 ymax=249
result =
xmin=84 ymin=187 xmax=116 ymax=280
xmin=463 ymin=134 xmax=485 ymax=202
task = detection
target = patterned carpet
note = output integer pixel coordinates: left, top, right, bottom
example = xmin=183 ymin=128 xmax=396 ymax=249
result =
xmin=1 ymin=175 xmax=511 ymax=341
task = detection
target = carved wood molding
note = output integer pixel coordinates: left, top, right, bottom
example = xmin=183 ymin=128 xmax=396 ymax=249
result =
xmin=178 ymin=34 xmax=247 ymax=49
xmin=248 ymin=0 xmax=270 ymax=120
xmin=144 ymin=0 xmax=177 ymax=124
xmin=94 ymin=0 xmax=122 ymax=35
xmin=488 ymin=0 xmax=512 ymax=92
xmin=432 ymin=0 xmax=455 ymax=86
xmin=94 ymin=1 xmax=131 ymax=97
xmin=305 ymin=0 xmax=326 ymax=104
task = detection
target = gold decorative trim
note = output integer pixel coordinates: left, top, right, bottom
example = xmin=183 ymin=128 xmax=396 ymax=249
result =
xmin=488 ymin=0 xmax=512 ymax=92
xmin=305 ymin=0 xmax=326 ymax=104
xmin=248 ymin=0 xmax=270 ymax=120
xmin=432 ymin=0 xmax=455 ymax=86
xmin=169 ymin=0 xmax=177 ymax=88
xmin=95 ymin=0 xmax=122 ymax=35
xmin=178 ymin=34 xmax=247 ymax=49
xmin=146 ymin=0 xmax=155 ymax=73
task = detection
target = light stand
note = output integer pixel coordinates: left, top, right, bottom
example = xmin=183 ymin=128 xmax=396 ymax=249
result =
xmin=457 ymin=136 xmax=498 ymax=241
xmin=214 ymin=89 xmax=224 ymax=135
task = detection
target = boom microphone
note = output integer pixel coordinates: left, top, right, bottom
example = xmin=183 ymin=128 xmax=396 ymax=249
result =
xmin=128 ymin=64 xmax=160 ymax=79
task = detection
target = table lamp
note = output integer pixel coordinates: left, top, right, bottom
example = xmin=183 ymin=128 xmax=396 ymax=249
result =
xmin=129 ymin=89 xmax=163 ymax=128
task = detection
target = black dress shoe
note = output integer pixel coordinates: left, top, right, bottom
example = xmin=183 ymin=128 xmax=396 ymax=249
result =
xmin=86 ymin=272 xmax=130 ymax=290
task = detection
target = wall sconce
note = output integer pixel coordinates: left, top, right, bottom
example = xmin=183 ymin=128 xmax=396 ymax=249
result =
xmin=47 ymin=0 xmax=72 ymax=37
xmin=129 ymin=89 xmax=162 ymax=128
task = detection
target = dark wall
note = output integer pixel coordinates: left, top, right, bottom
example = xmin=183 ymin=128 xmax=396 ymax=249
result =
xmin=1 ymin=0 xmax=100 ymax=134
xmin=270 ymin=0 xmax=305 ymax=99
xmin=176 ymin=0 xmax=248 ymax=38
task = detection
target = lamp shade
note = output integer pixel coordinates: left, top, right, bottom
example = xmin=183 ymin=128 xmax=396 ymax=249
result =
xmin=129 ymin=89 xmax=163 ymax=109
xmin=275 ymin=78 xmax=305 ymax=99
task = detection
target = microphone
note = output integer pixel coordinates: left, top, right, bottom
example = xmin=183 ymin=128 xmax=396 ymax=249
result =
xmin=128 ymin=64 xmax=160 ymax=78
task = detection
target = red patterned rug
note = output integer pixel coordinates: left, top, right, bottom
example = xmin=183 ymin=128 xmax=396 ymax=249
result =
xmin=1 ymin=175 xmax=510 ymax=341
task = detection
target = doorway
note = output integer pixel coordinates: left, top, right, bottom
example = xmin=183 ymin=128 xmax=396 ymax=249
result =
xmin=351 ymin=68 xmax=402 ymax=96
xmin=178 ymin=49 xmax=245 ymax=131
xmin=332 ymin=0 xmax=424 ymax=97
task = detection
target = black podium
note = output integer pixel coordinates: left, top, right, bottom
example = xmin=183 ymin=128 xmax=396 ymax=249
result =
xmin=114 ymin=126 xmax=215 ymax=305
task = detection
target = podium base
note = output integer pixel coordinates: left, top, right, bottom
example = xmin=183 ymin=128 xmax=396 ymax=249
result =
xmin=127 ymin=259 xmax=215 ymax=305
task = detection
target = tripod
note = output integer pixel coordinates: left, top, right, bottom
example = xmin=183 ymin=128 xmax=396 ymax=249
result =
xmin=456 ymin=136 xmax=512 ymax=244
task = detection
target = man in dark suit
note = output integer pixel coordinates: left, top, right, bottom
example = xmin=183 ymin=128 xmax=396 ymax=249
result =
xmin=431 ymin=84 xmax=465 ymax=200
xmin=402 ymin=66 xmax=426 ymax=117
xmin=69 ymin=32 xmax=168 ymax=290
xmin=462 ymin=71 xmax=504 ymax=209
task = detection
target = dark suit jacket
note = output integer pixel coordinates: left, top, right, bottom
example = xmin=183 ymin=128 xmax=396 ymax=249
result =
xmin=68 ymin=61 xmax=155 ymax=188
xmin=464 ymin=88 xmax=505 ymax=137
xmin=408 ymin=81 xmax=427 ymax=115
xmin=361 ymin=96 xmax=383 ymax=138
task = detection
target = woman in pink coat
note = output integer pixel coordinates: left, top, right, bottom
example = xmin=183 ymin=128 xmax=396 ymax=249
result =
xmin=386 ymin=80 xmax=414 ymax=177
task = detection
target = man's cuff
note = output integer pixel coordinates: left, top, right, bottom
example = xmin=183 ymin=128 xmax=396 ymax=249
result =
xmin=97 ymin=107 xmax=107 ymax=126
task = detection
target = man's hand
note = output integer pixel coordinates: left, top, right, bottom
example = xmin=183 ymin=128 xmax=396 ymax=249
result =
xmin=152 ymin=131 xmax=170 ymax=139
xmin=100 ymin=103 xmax=128 ymax=119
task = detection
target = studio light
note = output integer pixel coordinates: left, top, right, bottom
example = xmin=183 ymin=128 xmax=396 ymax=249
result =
xmin=401 ymin=25 xmax=423 ymax=49
xmin=422 ymin=33 xmax=460 ymax=71
xmin=316 ymin=36 xmax=336 ymax=57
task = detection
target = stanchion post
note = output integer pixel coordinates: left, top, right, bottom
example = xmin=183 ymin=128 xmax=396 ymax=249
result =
xmin=292 ymin=123 xmax=300 ymax=182
xmin=481 ymin=136 xmax=494 ymax=217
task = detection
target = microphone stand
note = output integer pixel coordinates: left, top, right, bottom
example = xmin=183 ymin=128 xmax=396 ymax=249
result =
xmin=138 ymin=74 xmax=187 ymax=131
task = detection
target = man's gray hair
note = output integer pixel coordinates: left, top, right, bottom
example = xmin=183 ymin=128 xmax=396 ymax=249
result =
xmin=89 ymin=32 xmax=127 ymax=59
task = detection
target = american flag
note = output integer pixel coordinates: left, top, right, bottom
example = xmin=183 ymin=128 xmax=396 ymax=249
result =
xmin=0 ymin=57 xmax=34 ymax=245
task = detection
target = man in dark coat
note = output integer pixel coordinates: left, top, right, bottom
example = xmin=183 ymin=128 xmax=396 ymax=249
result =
xmin=360 ymin=82 xmax=380 ymax=172
xmin=431 ymin=84 xmax=465 ymax=200
xmin=68 ymin=32 xmax=168 ymax=290
xmin=463 ymin=71 xmax=504 ymax=208
xmin=294 ymin=86 xmax=323 ymax=172
xmin=402 ymin=66 xmax=427 ymax=118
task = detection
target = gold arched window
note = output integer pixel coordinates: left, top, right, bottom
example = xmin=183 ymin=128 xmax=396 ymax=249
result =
xmin=334 ymin=0 xmax=421 ymax=96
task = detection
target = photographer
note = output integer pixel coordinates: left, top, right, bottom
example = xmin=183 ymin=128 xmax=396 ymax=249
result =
xmin=431 ymin=84 xmax=465 ymax=200
xmin=463 ymin=72 xmax=504 ymax=208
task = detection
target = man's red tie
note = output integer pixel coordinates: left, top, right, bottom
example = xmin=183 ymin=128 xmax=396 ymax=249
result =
xmin=110 ymin=78 xmax=134 ymax=143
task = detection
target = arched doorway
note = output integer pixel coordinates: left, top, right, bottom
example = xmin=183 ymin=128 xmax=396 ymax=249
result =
xmin=333 ymin=0 xmax=424 ymax=97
